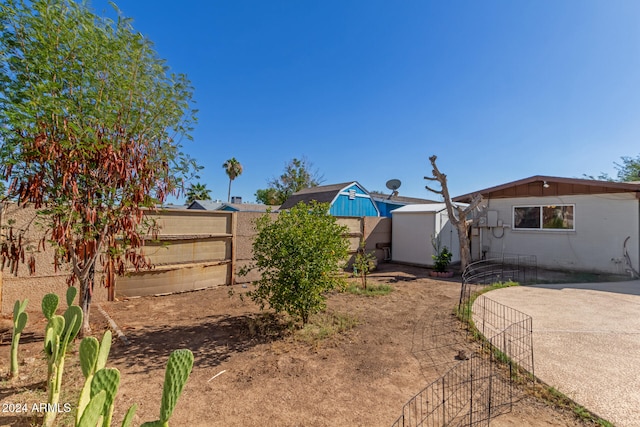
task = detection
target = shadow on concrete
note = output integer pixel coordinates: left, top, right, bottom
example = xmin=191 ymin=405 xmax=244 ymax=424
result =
xmin=529 ymin=280 xmax=640 ymax=297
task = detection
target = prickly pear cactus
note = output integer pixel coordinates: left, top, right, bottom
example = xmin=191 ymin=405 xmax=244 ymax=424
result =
xmin=13 ymin=299 xmax=28 ymax=328
xmin=141 ymin=349 xmax=194 ymax=427
xmin=77 ymin=336 xmax=99 ymax=423
xmin=76 ymin=330 xmax=122 ymax=426
xmin=79 ymin=337 xmax=100 ymax=378
xmin=42 ymin=293 xmax=59 ymax=320
xmin=90 ymin=368 xmax=120 ymax=427
xmin=44 ymin=315 xmax=65 ymax=360
xmin=95 ymin=330 xmax=112 ymax=371
xmin=160 ymin=349 xmax=194 ymax=423
xmin=63 ymin=305 xmax=83 ymax=341
xmin=42 ymin=288 xmax=83 ymax=427
xmin=66 ymin=286 xmax=78 ymax=307
xmin=10 ymin=299 xmax=28 ymax=378
xmin=77 ymin=390 xmax=107 ymax=427
xmin=120 ymin=404 xmax=138 ymax=427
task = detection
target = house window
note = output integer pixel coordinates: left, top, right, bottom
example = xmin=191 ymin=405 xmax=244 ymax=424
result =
xmin=513 ymin=205 xmax=574 ymax=230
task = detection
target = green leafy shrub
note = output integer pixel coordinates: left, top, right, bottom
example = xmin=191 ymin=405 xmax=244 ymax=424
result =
xmin=242 ymin=201 xmax=349 ymax=325
xmin=352 ymin=240 xmax=377 ymax=289
xmin=431 ymin=235 xmax=452 ymax=272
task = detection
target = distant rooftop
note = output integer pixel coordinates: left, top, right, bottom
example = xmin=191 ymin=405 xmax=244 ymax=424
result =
xmin=280 ymin=182 xmax=360 ymax=210
xmin=187 ymin=200 xmax=279 ymax=212
xmin=187 ymin=200 xmax=225 ymax=210
xmin=223 ymin=203 xmax=279 ymax=212
xmin=369 ymin=191 xmax=438 ymax=205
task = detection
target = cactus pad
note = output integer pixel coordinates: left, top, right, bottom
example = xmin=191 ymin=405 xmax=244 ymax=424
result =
xmin=159 ymin=349 xmax=194 ymax=423
xmin=44 ymin=315 xmax=65 ymax=358
xmin=96 ymin=330 xmax=113 ymax=371
xmin=77 ymin=390 xmax=107 ymax=427
xmin=42 ymin=293 xmax=59 ymax=320
xmin=63 ymin=305 xmax=83 ymax=342
xmin=10 ymin=299 xmax=29 ymax=377
xmin=13 ymin=299 xmax=28 ymax=334
xmin=121 ymin=404 xmax=138 ymax=427
xmin=79 ymin=337 xmax=99 ymax=378
xmin=15 ymin=311 xmax=28 ymax=333
xmin=13 ymin=298 xmax=28 ymax=320
xmin=91 ymin=367 xmax=120 ymax=421
xmin=66 ymin=286 xmax=78 ymax=306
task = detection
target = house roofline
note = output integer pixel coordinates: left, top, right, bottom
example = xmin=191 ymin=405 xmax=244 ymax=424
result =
xmin=453 ymin=175 xmax=640 ymax=203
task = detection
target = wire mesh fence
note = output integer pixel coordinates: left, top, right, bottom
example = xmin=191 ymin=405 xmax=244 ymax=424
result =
xmin=391 ymin=257 xmax=536 ymax=427
xmin=475 ymin=296 xmax=535 ymax=378
xmin=462 ymin=254 xmax=537 ymax=286
xmin=390 ymin=352 xmax=513 ymax=427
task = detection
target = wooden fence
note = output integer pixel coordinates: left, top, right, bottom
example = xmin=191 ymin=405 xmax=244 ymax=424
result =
xmin=0 ymin=204 xmax=391 ymax=311
xmin=114 ymin=209 xmax=235 ymax=298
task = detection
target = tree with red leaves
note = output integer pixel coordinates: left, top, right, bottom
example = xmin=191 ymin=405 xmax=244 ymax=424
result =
xmin=0 ymin=0 xmax=199 ymax=335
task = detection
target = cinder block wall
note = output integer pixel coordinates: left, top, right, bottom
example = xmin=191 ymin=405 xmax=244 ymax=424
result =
xmin=0 ymin=203 xmax=108 ymax=313
xmin=364 ymin=216 xmax=392 ymax=262
xmin=234 ymin=212 xmax=278 ymax=284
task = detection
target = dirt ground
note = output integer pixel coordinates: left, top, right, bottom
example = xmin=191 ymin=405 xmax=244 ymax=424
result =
xmin=1 ymin=264 xmax=592 ymax=426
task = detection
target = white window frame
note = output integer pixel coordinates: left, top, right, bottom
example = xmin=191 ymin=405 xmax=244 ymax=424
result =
xmin=512 ymin=204 xmax=575 ymax=231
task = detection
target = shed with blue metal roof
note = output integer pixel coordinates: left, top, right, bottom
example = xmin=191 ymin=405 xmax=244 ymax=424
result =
xmin=280 ymin=182 xmax=380 ymax=217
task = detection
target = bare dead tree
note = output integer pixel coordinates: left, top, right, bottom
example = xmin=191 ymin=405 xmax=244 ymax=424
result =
xmin=424 ymin=155 xmax=483 ymax=271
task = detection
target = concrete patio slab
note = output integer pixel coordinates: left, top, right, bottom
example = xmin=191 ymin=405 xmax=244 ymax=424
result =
xmin=483 ymin=281 xmax=640 ymax=427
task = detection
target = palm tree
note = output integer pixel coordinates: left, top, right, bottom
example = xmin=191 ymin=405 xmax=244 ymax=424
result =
xmin=222 ymin=158 xmax=243 ymax=202
xmin=185 ymin=182 xmax=212 ymax=204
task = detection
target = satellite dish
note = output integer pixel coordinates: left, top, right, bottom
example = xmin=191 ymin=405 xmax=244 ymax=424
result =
xmin=386 ymin=179 xmax=401 ymax=191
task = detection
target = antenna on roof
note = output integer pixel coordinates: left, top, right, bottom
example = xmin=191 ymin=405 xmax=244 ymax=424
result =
xmin=385 ymin=179 xmax=401 ymax=199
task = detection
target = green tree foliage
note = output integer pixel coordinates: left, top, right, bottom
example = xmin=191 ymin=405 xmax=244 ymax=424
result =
xmin=185 ymin=182 xmax=212 ymax=204
xmin=254 ymin=188 xmax=280 ymax=205
xmin=586 ymin=154 xmax=640 ymax=182
xmin=615 ymin=155 xmax=640 ymax=181
xmin=0 ymin=0 xmax=198 ymax=335
xmin=255 ymin=157 xmax=323 ymax=205
xmin=222 ymin=157 xmax=243 ymax=202
xmin=244 ymin=201 xmax=349 ymax=324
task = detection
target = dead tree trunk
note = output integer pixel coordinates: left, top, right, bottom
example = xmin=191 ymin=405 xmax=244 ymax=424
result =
xmin=424 ymin=155 xmax=483 ymax=271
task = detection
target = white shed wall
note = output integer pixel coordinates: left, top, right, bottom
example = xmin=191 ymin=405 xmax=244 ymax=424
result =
xmin=475 ymin=193 xmax=640 ymax=274
xmin=392 ymin=209 xmax=461 ymax=266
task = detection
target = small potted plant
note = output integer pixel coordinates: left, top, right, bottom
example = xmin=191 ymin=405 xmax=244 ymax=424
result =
xmin=430 ymin=236 xmax=454 ymax=278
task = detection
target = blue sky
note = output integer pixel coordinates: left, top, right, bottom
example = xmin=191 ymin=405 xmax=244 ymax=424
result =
xmin=92 ymin=0 xmax=640 ymax=204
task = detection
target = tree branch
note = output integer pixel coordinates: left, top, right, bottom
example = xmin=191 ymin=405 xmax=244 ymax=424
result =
xmin=424 ymin=185 xmax=443 ymax=195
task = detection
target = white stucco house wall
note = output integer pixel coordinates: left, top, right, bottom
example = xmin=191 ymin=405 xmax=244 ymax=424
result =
xmin=453 ymin=176 xmax=640 ymax=276
xmin=391 ymin=203 xmax=461 ymax=267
